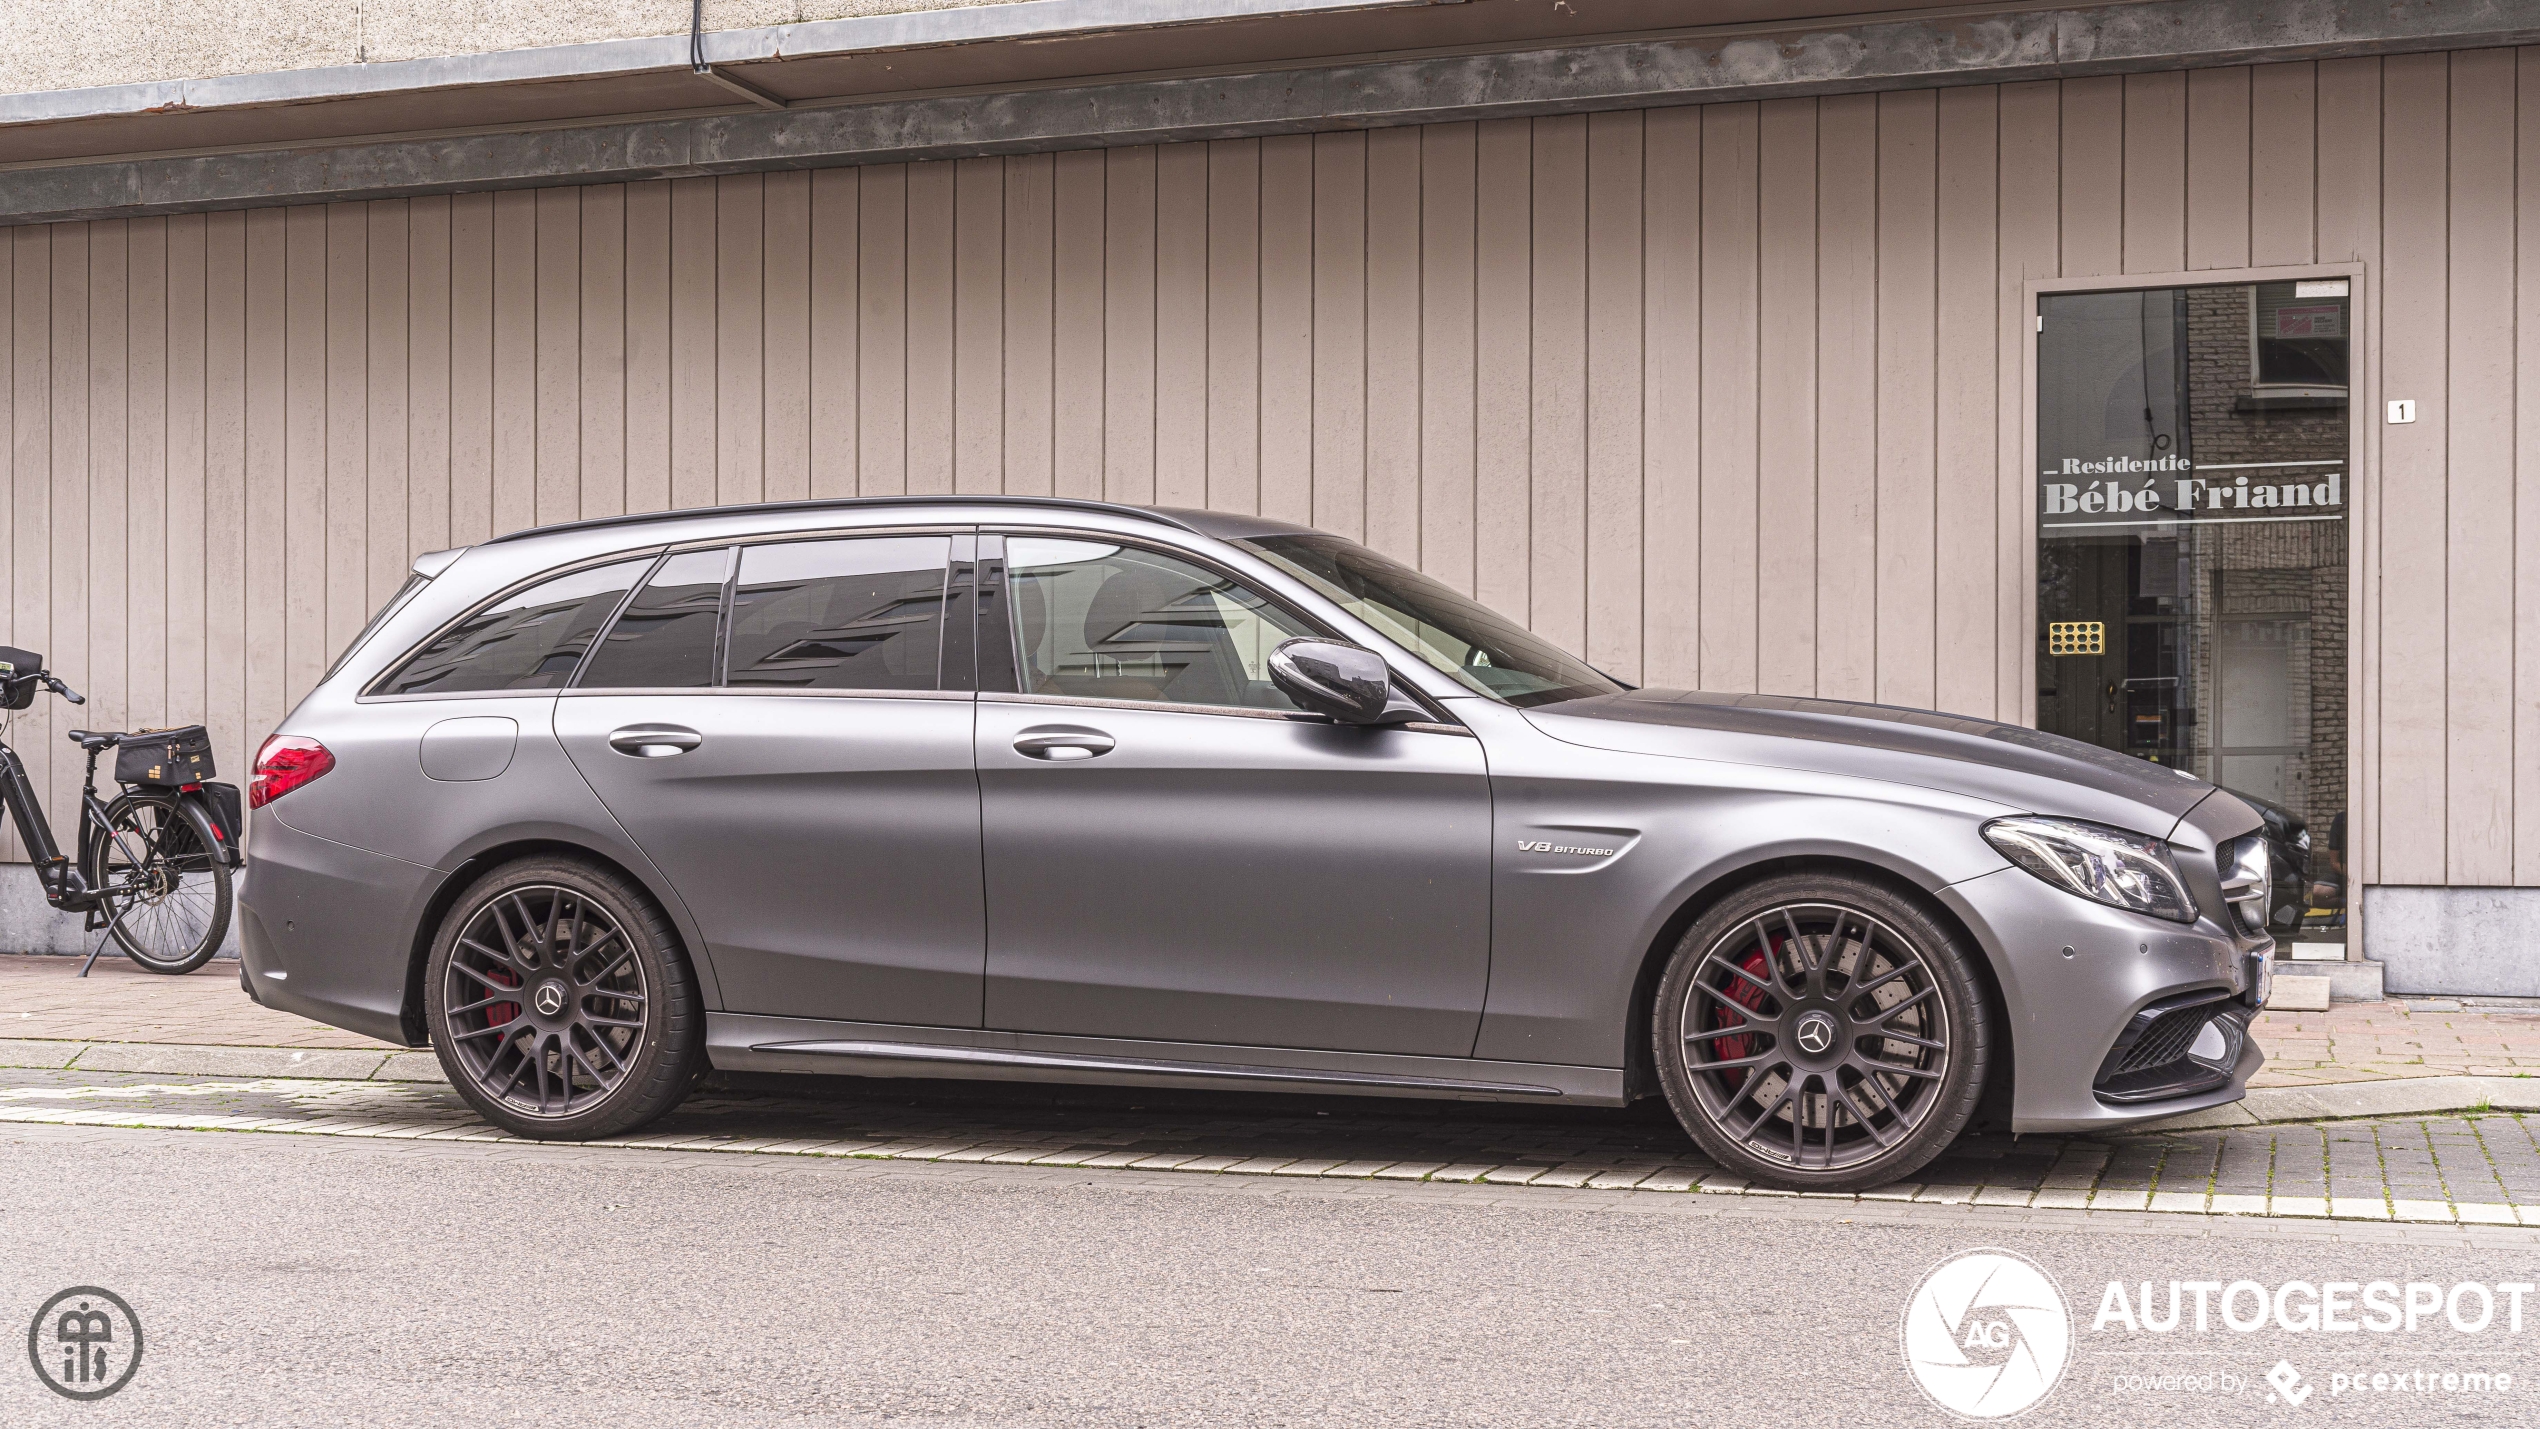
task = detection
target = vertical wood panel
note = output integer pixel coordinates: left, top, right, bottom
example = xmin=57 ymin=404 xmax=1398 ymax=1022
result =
xmin=999 ymin=157 xmax=1051 ymax=497
xmin=1933 ymin=86 xmax=1999 ymax=720
xmin=1529 ymin=115 xmax=1588 ymax=653
xmin=1816 ymin=94 xmax=1879 ymax=701
xmin=1473 ymin=120 xmax=1533 ymax=628
xmin=1583 ymin=111 xmax=1643 ymax=682
xmin=1312 ymin=133 xmax=1366 ymax=538
xmin=532 ymin=188 xmax=579 ymax=525
xmin=1641 ymin=106 xmax=1700 ymax=690
xmin=90 ymin=220 xmax=127 ymax=745
xmin=761 ymin=172 xmax=811 ymax=504
xmin=856 ymin=166 xmax=907 ymax=496
xmin=1997 ymin=82 xmax=2061 ymax=721
xmin=807 ymin=171 xmax=858 ymax=499
xmin=578 ymin=186 xmax=627 ymax=518
xmin=165 ymin=215 xmax=207 ymax=764
xmin=1754 ymin=99 xmax=1817 ymax=698
xmin=321 ymin=205 xmax=365 ymax=662
xmin=1698 ymin=103 xmax=1760 ymax=693
xmin=2249 ymin=63 xmax=2318 ymax=266
xmin=1876 ymin=91 xmax=1939 ymax=710
xmin=905 ymin=162 xmax=955 ymax=496
xmin=1153 ymin=143 xmax=1210 ymax=509
xmin=2446 ymin=49 xmax=2516 ymax=883
xmin=668 ymin=177 xmax=718 ymax=508
xmin=2185 ymin=67 xmax=2252 ymax=270
xmin=714 ymin=175 xmax=764 ymax=505
xmin=1419 ymin=123 xmax=1477 ymax=592
xmin=409 ymin=198 xmax=452 ymax=551
xmin=0 ymin=233 xmax=16 ymax=856
xmin=45 ymin=226 xmax=81 ymax=811
xmin=2121 ymin=71 xmax=2188 ymax=273
xmin=282 ymin=208 xmax=326 ymax=707
xmin=488 ymin=192 xmax=536 ymax=535
xmin=622 ymin=182 xmax=672 ymax=513
xmin=2378 ymin=53 xmax=2448 ymax=883
xmin=1205 ymin=140 xmax=1261 ymax=514
xmin=1257 ymin=135 xmax=1313 ymax=524
xmin=2060 ymin=77 xmax=2124 ymax=276
xmin=1365 ymin=126 xmax=1424 ymax=565
xmin=2520 ymin=47 xmax=2540 ymax=883
xmin=365 ymin=202 xmax=410 ymax=604
xmin=14 ymin=229 xmax=52 ymax=813
xmin=1050 ymin=151 xmax=1104 ymax=500
xmin=1103 ymin=147 xmax=1157 ymax=504
xmin=128 ymin=219 xmax=167 ymax=729
xmin=952 ymin=158 xmax=1004 ymax=495
xmin=204 ymin=215 xmax=247 ymax=788
xmin=2317 ymin=56 xmax=2385 ymax=882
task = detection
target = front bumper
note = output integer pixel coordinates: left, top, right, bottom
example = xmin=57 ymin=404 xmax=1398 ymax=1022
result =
xmin=1938 ymin=865 xmax=2268 ymax=1135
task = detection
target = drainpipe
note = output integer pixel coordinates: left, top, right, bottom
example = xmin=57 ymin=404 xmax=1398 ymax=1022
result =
xmin=690 ymin=0 xmax=789 ymax=110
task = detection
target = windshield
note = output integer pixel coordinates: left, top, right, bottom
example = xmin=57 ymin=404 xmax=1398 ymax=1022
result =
xmin=1236 ymin=534 xmax=1623 ymax=708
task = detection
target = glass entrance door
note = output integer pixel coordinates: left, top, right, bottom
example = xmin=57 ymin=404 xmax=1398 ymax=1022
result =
xmin=2036 ymin=281 xmax=2349 ymax=944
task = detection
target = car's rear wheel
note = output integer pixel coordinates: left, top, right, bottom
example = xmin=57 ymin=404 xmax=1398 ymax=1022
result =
xmin=425 ymin=857 xmax=703 ymax=1141
xmin=1651 ymin=872 xmax=1991 ymax=1193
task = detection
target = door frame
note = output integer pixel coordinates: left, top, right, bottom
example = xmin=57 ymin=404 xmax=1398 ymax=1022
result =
xmin=2020 ymin=261 xmax=2371 ymax=956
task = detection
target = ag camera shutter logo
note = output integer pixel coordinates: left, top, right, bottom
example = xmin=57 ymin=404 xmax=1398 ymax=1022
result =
xmin=1901 ymin=1249 xmax=2072 ymax=1419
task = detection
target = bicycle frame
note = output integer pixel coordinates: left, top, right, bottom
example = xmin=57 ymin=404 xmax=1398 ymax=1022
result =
xmin=0 ymin=737 xmax=144 ymax=918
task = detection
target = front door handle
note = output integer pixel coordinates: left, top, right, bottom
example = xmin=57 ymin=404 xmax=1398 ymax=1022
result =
xmin=607 ymin=725 xmax=702 ymax=758
xmin=1013 ymin=727 xmax=1115 ymax=762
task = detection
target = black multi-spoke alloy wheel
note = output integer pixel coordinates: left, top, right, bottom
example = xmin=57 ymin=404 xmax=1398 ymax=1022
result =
xmin=87 ymin=791 xmax=232 ymax=974
xmin=1652 ymin=873 xmax=1991 ymax=1193
xmin=425 ymin=858 xmax=703 ymax=1140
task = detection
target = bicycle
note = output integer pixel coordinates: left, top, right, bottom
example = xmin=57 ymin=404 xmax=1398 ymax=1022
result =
xmin=0 ymin=647 xmax=239 ymax=974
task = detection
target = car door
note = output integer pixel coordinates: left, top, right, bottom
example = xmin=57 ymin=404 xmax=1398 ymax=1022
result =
xmin=555 ymin=532 xmax=987 ymax=1028
xmin=975 ymin=532 xmax=1492 ymax=1058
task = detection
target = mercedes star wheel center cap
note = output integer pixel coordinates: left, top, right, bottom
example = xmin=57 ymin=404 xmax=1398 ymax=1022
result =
xmin=1794 ymin=1010 xmax=1836 ymax=1054
xmin=533 ymin=981 xmax=568 ymax=1018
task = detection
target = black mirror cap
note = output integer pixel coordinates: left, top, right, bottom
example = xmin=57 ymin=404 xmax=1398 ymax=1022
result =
xmin=1268 ymin=638 xmax=1404 ymax=725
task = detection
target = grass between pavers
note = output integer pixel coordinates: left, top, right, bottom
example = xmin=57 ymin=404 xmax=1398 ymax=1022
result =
xmin=2 ymin=1099 xmax=2537 ymax=1227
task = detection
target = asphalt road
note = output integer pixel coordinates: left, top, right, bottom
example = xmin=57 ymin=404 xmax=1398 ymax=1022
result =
xmin=2 ymin=1123 xmax=2534 ymax=1427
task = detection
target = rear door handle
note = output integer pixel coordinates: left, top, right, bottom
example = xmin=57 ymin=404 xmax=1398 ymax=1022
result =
xmin=1013 ymin=727 xmax=1115 ymax=762
xmin=607 ymin=725 xmax=702 ymax=758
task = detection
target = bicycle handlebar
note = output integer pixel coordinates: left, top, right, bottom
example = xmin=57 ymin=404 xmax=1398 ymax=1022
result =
xmin=36 ymin=673 xmax=81 ymax=705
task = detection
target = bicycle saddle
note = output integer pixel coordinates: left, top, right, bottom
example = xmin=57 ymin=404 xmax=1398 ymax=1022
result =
xmin=65 ymin=729 xmax=122 ymax=750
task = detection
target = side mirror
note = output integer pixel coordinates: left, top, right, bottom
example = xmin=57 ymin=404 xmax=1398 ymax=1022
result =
xmin=1268 ymin=638 xmax=1413 ymax=726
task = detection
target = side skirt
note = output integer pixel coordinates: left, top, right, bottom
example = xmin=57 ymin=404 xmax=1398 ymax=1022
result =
xmin=706 ymin=1013 xmax=1628 ymax=1106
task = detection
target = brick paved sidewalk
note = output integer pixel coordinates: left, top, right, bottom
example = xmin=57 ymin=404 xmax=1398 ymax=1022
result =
xmin=8 ymin=951 xmax=2540 ymax=1088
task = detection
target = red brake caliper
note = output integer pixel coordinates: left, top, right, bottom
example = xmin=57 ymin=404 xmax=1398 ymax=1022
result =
xmin=483 ymin=966 xmax=521 ymax=1032
xmin=1704 ymin=948 xmax=1775 ymax=1090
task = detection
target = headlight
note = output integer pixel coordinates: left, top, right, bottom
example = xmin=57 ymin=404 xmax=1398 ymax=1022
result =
xmin=1981 ymin=816 xmax=2198 ymax=923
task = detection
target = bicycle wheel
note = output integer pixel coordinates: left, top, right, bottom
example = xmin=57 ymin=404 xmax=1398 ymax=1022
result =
xmin=86 ymin=790 xmax=233 ymax=974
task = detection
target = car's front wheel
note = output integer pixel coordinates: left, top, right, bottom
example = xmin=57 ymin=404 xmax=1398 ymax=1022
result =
xmin=1652 ymin=872 xmax=1992 ymax=1193
xmin=425 ymin=857 xmax=704 ymax=1141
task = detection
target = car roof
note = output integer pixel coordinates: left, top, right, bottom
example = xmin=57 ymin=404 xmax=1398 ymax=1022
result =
xmin=481 ymin=494 xmax=1204 ymax=546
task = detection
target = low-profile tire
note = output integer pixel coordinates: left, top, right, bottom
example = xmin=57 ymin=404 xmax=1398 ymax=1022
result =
xmin=1651 ymin=871 xmax=1992 ymax=1193
xmin=425 ymin=857 xmax=704 ymax=1141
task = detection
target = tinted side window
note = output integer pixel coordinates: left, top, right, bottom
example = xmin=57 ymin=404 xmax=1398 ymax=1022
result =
xmin=381 ymin=558 xmax=650 ymax=695
xmin=576 ymin=548 xmax=730 ymax=689
xmin=1005 ymin=537 xmax=1311 ymax=710
xmin=726 ymin=537 xmax=951 ymax=690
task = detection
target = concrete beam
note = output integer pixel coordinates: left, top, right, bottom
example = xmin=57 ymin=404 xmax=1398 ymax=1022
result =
xmin=3 ymin=0 xmax=2533 ymax=224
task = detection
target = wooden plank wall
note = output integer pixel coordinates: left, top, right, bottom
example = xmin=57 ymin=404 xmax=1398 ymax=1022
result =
xmin=0 ymin=52 xmax=2530 ymax=892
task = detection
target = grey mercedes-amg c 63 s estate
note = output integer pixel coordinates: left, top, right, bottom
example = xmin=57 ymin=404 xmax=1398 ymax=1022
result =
xmin=239 ymin=496 xmax=2271 ymax=1191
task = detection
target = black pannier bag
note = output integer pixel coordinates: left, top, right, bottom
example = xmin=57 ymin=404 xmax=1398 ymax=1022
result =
xmin=0 ymin=646 xmax=40 ymax=710
xmin=115 ymin=725 xmax=215 ymax=787
xmin=195 ymin=781 xmax=246 ymax=867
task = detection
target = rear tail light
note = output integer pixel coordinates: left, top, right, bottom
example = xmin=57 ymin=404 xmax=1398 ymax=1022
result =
xmin=249 ymin=735 xmax=335 ymax=808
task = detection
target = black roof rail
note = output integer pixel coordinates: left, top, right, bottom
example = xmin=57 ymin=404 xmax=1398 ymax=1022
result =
xmin=481 ymin=494 xmax=1195 ymax=545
